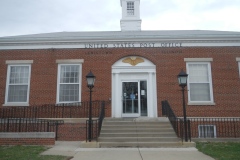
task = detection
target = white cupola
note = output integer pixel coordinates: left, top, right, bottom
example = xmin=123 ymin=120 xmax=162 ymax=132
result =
xmin=120 ymin=0 xmax=142 ymax=31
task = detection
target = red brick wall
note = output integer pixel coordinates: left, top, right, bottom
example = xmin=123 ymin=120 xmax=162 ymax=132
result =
xmin=57 ymin=122 xmax=100 ymax=141
xmin=0 ymin=138 xmax=55 ymax=145
xmin=57 ymin=123 xmax=86 ymax=141
xmin=0 ymin=47 xmax=240 ymax=117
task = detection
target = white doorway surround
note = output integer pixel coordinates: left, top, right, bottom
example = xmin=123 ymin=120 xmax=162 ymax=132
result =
xmin=111 ymin=56 xmax=157 ymax=118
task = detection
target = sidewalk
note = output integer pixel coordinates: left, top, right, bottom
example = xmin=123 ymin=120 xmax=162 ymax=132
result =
xmin=41 ymin=141 xmax=215 ymax=160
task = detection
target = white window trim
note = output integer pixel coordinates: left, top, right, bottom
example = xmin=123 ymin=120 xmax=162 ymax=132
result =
xmin=236 ymin=58 xmax=240 ymax=77
xmin=56 ymin=59 xmax=83 ymax=104
xmin=186 ymin=60 xmax=215 ymax=105
xmin=6 ymin=60 xmax=33 ymax=64
xmin=198 ymin=125 xmax=217 ymax=138
xmin=56 ymin=59 xmax=84 ymax=64
xmin=239 ymin=62 xmax=240 ymax=78
xmin=4 ymin=60 xmax=33 ymax=106
xmin=184 ymin=58 xmax=213 ymax=62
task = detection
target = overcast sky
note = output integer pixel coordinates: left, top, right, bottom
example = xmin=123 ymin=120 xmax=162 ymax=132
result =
xmin=0 ymin=0 xmax=240 ymax=37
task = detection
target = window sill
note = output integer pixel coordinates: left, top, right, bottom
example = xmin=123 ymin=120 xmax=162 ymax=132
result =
xmin=56 ymin=102 xmax=82 ymax=106
xmin=3 ymin=103 xmax=29 ymax=107
xmin=188 ymin=102 xmax=216 ymax=106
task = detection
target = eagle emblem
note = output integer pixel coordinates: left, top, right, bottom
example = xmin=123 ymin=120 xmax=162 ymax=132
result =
xmin=122 ymin=57 xmax=144 ymax=66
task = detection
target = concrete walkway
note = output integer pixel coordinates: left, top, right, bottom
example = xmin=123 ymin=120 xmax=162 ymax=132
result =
xmin=41 ymin=141 xmax=215 ymax=160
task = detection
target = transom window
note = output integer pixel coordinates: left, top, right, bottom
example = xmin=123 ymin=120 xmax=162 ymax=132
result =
xmin=186 ymin=62 xmax=214 ymax=104
xmin=5 ymin=63 xmax=32 ymax=106
xmin=57 ymin=64 xmax=80 ymax=103
xmin=127 ymin=1 xmax=134 ymax=15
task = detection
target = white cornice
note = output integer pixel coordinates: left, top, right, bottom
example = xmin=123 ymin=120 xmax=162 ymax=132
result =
xmin=1 ymin=31 xmax=240 ymax=50
xmin=0 ymin=40 xmax=240 ymax=50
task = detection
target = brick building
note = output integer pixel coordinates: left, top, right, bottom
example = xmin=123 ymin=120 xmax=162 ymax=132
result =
xmin=0 ymin=0 xmax=240 ymax=139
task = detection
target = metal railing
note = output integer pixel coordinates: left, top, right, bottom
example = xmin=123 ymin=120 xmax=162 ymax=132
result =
xmin=162 ymin=100 xmax=191 ymax=142
xmin=86 ymin=101 xmax=106 ymax=142
xmin=188 ymin=118 xmax=240 ymax=138
xmin=0 ymin=100 xmax=109 ymax=142
xmin=0 ymin=118 xmax=64 ymax=140
xmin=162 ymin=100 xmax=240 ymax=139
xmin=0 ymin=101 xmax=104 ymax=119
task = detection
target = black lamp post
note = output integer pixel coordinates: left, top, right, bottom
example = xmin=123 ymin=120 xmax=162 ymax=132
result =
xmin=86 ymin=71 xmax=96 ymax=142
xmin=177 ymin=69 xmax=188 ymax=142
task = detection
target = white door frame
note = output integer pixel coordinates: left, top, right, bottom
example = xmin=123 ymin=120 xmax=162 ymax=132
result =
xmin=111 ymin=56 xmax=157 ymax=118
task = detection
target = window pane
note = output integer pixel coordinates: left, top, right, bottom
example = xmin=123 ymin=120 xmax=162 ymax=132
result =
xmin=189 ymin=83 xmax=210 ymax=101
xmin=9 ymin=66 xmax=29 ymax=84
xmin=8 ymin=85 xmax=28 ymax=102
xmin=59 ymin=84 xmax=79 ymax=102
xmin=189 ymin=64 xmax=208 ymax=82
xmin=60 ymin=65 xmax=79 ymax=83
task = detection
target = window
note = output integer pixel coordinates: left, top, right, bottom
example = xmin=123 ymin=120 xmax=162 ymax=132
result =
xmin=239 ymin=62 xmax=240 ymax=77
xmin=58 ymin=65 xmax=80 ymax=103
xmin=198 ymin=125 xmax=216 ymax=138
xmin=237 ymin=58 xmax=240 ymax=77
xmin=185 ymin=58 xmax=214 ymax=105
xmin=127 ymin=1 xmax=134 ymax=15
xmin=5 ymin=60 xmax=32 ymax=106
xmin=56 ymin=59 xmax=83 ymax=104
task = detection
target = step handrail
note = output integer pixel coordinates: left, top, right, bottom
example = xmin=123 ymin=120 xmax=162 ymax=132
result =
xmin=86 ymin=100 xmax=107 ymax=142
xmin=162 ymin=100 xmax=191 ymax=142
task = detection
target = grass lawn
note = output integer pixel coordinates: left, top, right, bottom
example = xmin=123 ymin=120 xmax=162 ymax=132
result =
xmin=196 ymin=142 xmax=240 ymax=160
xmin=0 ymin=145 xmax=72 ymax=160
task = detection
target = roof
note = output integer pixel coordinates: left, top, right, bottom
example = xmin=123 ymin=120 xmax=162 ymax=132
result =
xmin=0 ymin=30 xmax=240 ymax=49
xmin=1 ymin=30 xmax=240 ymax=41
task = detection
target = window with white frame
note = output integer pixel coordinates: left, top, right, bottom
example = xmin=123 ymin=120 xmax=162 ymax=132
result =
xmin=237 ymin=58 xmax=240 ymax=77
xmin=127 ymin=1 xmax=134 ymax=15
xmin=186 ymin=61 xmax=214 ymax=104
xmin=239 ymin=61 xmax=240 ymax=77
xmin=198 ymin=125 xmax=216 ymax=138
xmin=5 ymin=61 xmax=32 ymax=106
xmin=57 ymin=64 xmax=80 ymax=103
xmin=56 ymin=59 xmax=83 ymax=104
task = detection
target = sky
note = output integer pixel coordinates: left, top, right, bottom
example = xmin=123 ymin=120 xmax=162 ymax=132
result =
xmin=0 ymin=0 xmax=240 ymax=37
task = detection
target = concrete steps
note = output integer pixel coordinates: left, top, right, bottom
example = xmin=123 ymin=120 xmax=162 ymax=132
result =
xmin=98 ymin=117 xmax=195 ymax=148
xmin=99 ymin=133 xmax=176 ymax=137
xmin=98 ymin=137 xmax=179 ymax=142
xmin=99 ymin=142 xmax=193 ymax=148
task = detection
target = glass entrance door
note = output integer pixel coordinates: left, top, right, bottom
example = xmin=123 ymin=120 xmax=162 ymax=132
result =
xmin=122 ymin=81 xmax=148 ymax=117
